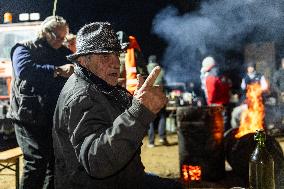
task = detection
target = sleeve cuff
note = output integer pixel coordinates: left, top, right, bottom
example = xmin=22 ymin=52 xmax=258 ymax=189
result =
xmin=47 ymin=65 xmax=56 ymax=76
xmin=127 ymin=98 xmax=156 ymax=125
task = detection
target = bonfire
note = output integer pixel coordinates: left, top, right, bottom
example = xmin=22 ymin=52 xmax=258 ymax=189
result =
xmin=235 ymin=83 xmax=265 ymax=138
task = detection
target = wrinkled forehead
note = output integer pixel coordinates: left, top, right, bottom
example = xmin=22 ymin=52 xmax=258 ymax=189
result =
xmin=88 ymin=52 xmax=120 ymax=58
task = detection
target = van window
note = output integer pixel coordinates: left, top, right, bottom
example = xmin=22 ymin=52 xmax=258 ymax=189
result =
xmin=0 ymin=29 xmax=37 ymax=61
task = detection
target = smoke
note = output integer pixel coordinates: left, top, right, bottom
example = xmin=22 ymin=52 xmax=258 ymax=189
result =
xmin=152 ymin=0 xmax=284 ymax=84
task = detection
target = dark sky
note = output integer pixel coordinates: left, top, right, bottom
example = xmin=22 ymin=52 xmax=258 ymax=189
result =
xmin=0 ymin=0 xmax=184 ymax=59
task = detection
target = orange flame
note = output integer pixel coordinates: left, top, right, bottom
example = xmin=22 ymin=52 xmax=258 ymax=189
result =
xmin=211 ymin=107 xmax=224 ymax=144
xmin=235 ymin=83 xmax=264 ymax=138
xmin=182 ymin=165 xmax=201 ymax=181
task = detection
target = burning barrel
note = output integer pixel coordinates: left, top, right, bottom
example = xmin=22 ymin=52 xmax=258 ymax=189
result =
xmin=224 ymin=83 xmax=284 ymax=188
xmin=176 ymin=106 xmax=225 ymax=182
xmin=224 ymin=128 xmax=284 ymax=188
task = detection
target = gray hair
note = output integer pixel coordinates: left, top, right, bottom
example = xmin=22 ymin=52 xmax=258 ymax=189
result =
xmin=38 ymin=15 xmax=68 ymax=39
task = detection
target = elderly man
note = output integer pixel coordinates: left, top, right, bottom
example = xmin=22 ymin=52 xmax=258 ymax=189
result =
xmin=9 ymin=16 xmax=74 ymax=189
xmin=52 ymin=22 xmax=182 ymax=189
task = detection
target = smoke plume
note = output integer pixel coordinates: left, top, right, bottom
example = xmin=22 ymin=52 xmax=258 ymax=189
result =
xmin=152 ymin=0 xmax=284 ymax=84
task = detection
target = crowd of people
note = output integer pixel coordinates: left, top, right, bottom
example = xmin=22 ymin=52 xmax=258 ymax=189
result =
xmin=200 ymin=55 xmax=284 ymax=133
xmin=7 ymin=15 xmax=284 ymax=189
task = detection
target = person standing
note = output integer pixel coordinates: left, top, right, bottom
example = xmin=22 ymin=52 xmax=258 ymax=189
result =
xmin=147 ymin=55 xmax=168 ymax=147
xmin=272 ymin=58 xmax=284 ymax=104
xmin=117 ymin=32 xmax=148 ymax=94
xmin=8 ymin=16 xmax=74 ymax=189
xmin=201 ymin=56 xmax=232 ymax=131
xmin=64 ymin=33 xmax=76 ymax=53
xmin=52 ymin=22 xmax=182 ymax=189
xmin=231 ymin=62 xmax=268 ymax=129
xmin=240 ymin=62 xmax=268 ymax=97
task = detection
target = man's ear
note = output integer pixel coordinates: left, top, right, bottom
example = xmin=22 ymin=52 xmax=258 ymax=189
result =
xmin=77 ymin=56 xmax=87 ymax=68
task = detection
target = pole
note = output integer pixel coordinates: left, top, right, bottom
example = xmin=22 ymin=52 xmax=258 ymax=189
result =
xmin=53 ymin=0 xmax=58 ymax=16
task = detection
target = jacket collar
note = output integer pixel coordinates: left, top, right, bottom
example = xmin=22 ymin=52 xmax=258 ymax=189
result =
xmin=74 ymin=64 xmax=132 ymax=110
xmin=74 ymin=63 xmax=117 ymax=93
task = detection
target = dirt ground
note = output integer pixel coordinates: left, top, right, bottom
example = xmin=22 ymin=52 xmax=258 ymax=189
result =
xmin=141 ymin=133 xmax=180 ymax=178
xmin=1 ymin=134 xmax=284 ymax=189
xmin=0 ymin=133 xmax=180 ymax=189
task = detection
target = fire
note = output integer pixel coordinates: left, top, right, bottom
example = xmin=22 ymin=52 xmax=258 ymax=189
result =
xmin=235 ymin=83 xmax=264 ymax=138
xmin=211 ymin=107 xmax=224 ymax=144
xmin=182 ymin=165 xmax=201 ymax=181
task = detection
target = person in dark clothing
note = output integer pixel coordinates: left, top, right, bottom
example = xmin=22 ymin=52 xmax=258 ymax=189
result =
xmin=272 ymin=58 xmax=284 ymax=104
xmin=240 ymin=62 xmax=268 ymax=99
xmin=231 ymin=62 xmax=268 ymax=129
xmin=64 ymin=33 xmax=76 ymax=53
xmin=146 ymin=55 xmax=168 ymax=147
xmin=8 ymin=16 xmax=74 ymax=189
xmin=52 ymin=22 xmax=182 ymax=189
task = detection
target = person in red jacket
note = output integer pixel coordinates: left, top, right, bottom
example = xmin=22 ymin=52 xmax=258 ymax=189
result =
xmin=201 ymin=56 xmax=232 ymax=131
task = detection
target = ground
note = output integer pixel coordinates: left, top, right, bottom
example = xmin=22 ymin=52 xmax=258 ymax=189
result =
xmin=1 ymin=134 xmax=284 ymax=189
xmin=0 ymin=133 xmax=180 ymax=189
xmin=141 ymin=133 xmax=180 ymax=178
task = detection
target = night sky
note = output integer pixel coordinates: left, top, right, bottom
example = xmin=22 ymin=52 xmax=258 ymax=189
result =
xmin=2 ymin=0 xmax=282 ymax=86
xmin=0 ymin=0 xmax=181 ymax=59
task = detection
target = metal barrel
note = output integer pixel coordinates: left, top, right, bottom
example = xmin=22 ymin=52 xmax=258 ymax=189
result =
xmin=176 ymin=106 xmax=225 ymax=182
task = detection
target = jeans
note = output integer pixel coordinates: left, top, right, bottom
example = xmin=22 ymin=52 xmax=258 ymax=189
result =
xmin=14 ymin=121 xmax=54 ymax=189
xmin=148 ymin=111 xmax=166 ymax=144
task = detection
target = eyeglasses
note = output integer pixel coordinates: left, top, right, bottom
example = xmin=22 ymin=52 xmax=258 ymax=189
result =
xmin=50 ymin=32 xmax=66 ymax=41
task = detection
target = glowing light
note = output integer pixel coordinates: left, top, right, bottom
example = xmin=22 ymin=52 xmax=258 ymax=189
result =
xmin=4 ymin=12 xmax=12 ymax=23
xmin=182 ymin=165 xmax=201 ymax=181
xmin=211 ymin=107 xmax=224 ymax=144
xmin=235 ymin=83 xmax=264 ymax=138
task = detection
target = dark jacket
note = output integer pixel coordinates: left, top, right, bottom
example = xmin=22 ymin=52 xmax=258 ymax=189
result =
xmin=52 ymin=66 xmax=156 ymax=189
xmin=243 ymin=72 xmax=262 ymax=87
xmin=272 ymin=68 xmax=284 ymax=93
xmin=8 ymin=38 xmax=72 ymax=125
xmin=240 ymin=72 xmax=266 ymax=103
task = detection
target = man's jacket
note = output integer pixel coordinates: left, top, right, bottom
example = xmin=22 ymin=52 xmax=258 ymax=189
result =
xmin=8 ymin=38 xmax=72 ymax=125
xmin=204 ymin=67 xmax=231 ymax=105
xmin=272 ymin=68 xmax=284 ymax=93
xmin=53 ymin=66 xmax=156 ymax=189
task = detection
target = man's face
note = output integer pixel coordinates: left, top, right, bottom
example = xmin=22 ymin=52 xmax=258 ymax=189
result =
xmin=46 ymin=26 xmax=68 ymax=49
xmin=67 ymin=39 xmax=76 ymax=53
xmin=247 ymin=66 xmax=255 ymax=74
xmin=81 ymin=53 xmax=120 ymax=86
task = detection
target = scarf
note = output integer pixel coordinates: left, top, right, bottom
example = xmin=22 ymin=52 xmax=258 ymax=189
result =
xmin=74 ymin=64 xmax=132 ymax=111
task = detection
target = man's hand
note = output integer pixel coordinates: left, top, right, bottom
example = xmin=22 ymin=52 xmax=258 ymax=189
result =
xmin=55 ymin=64 xmax=74 ymax=78
xmin=134 ymin=66 xmax=167 ymax=114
